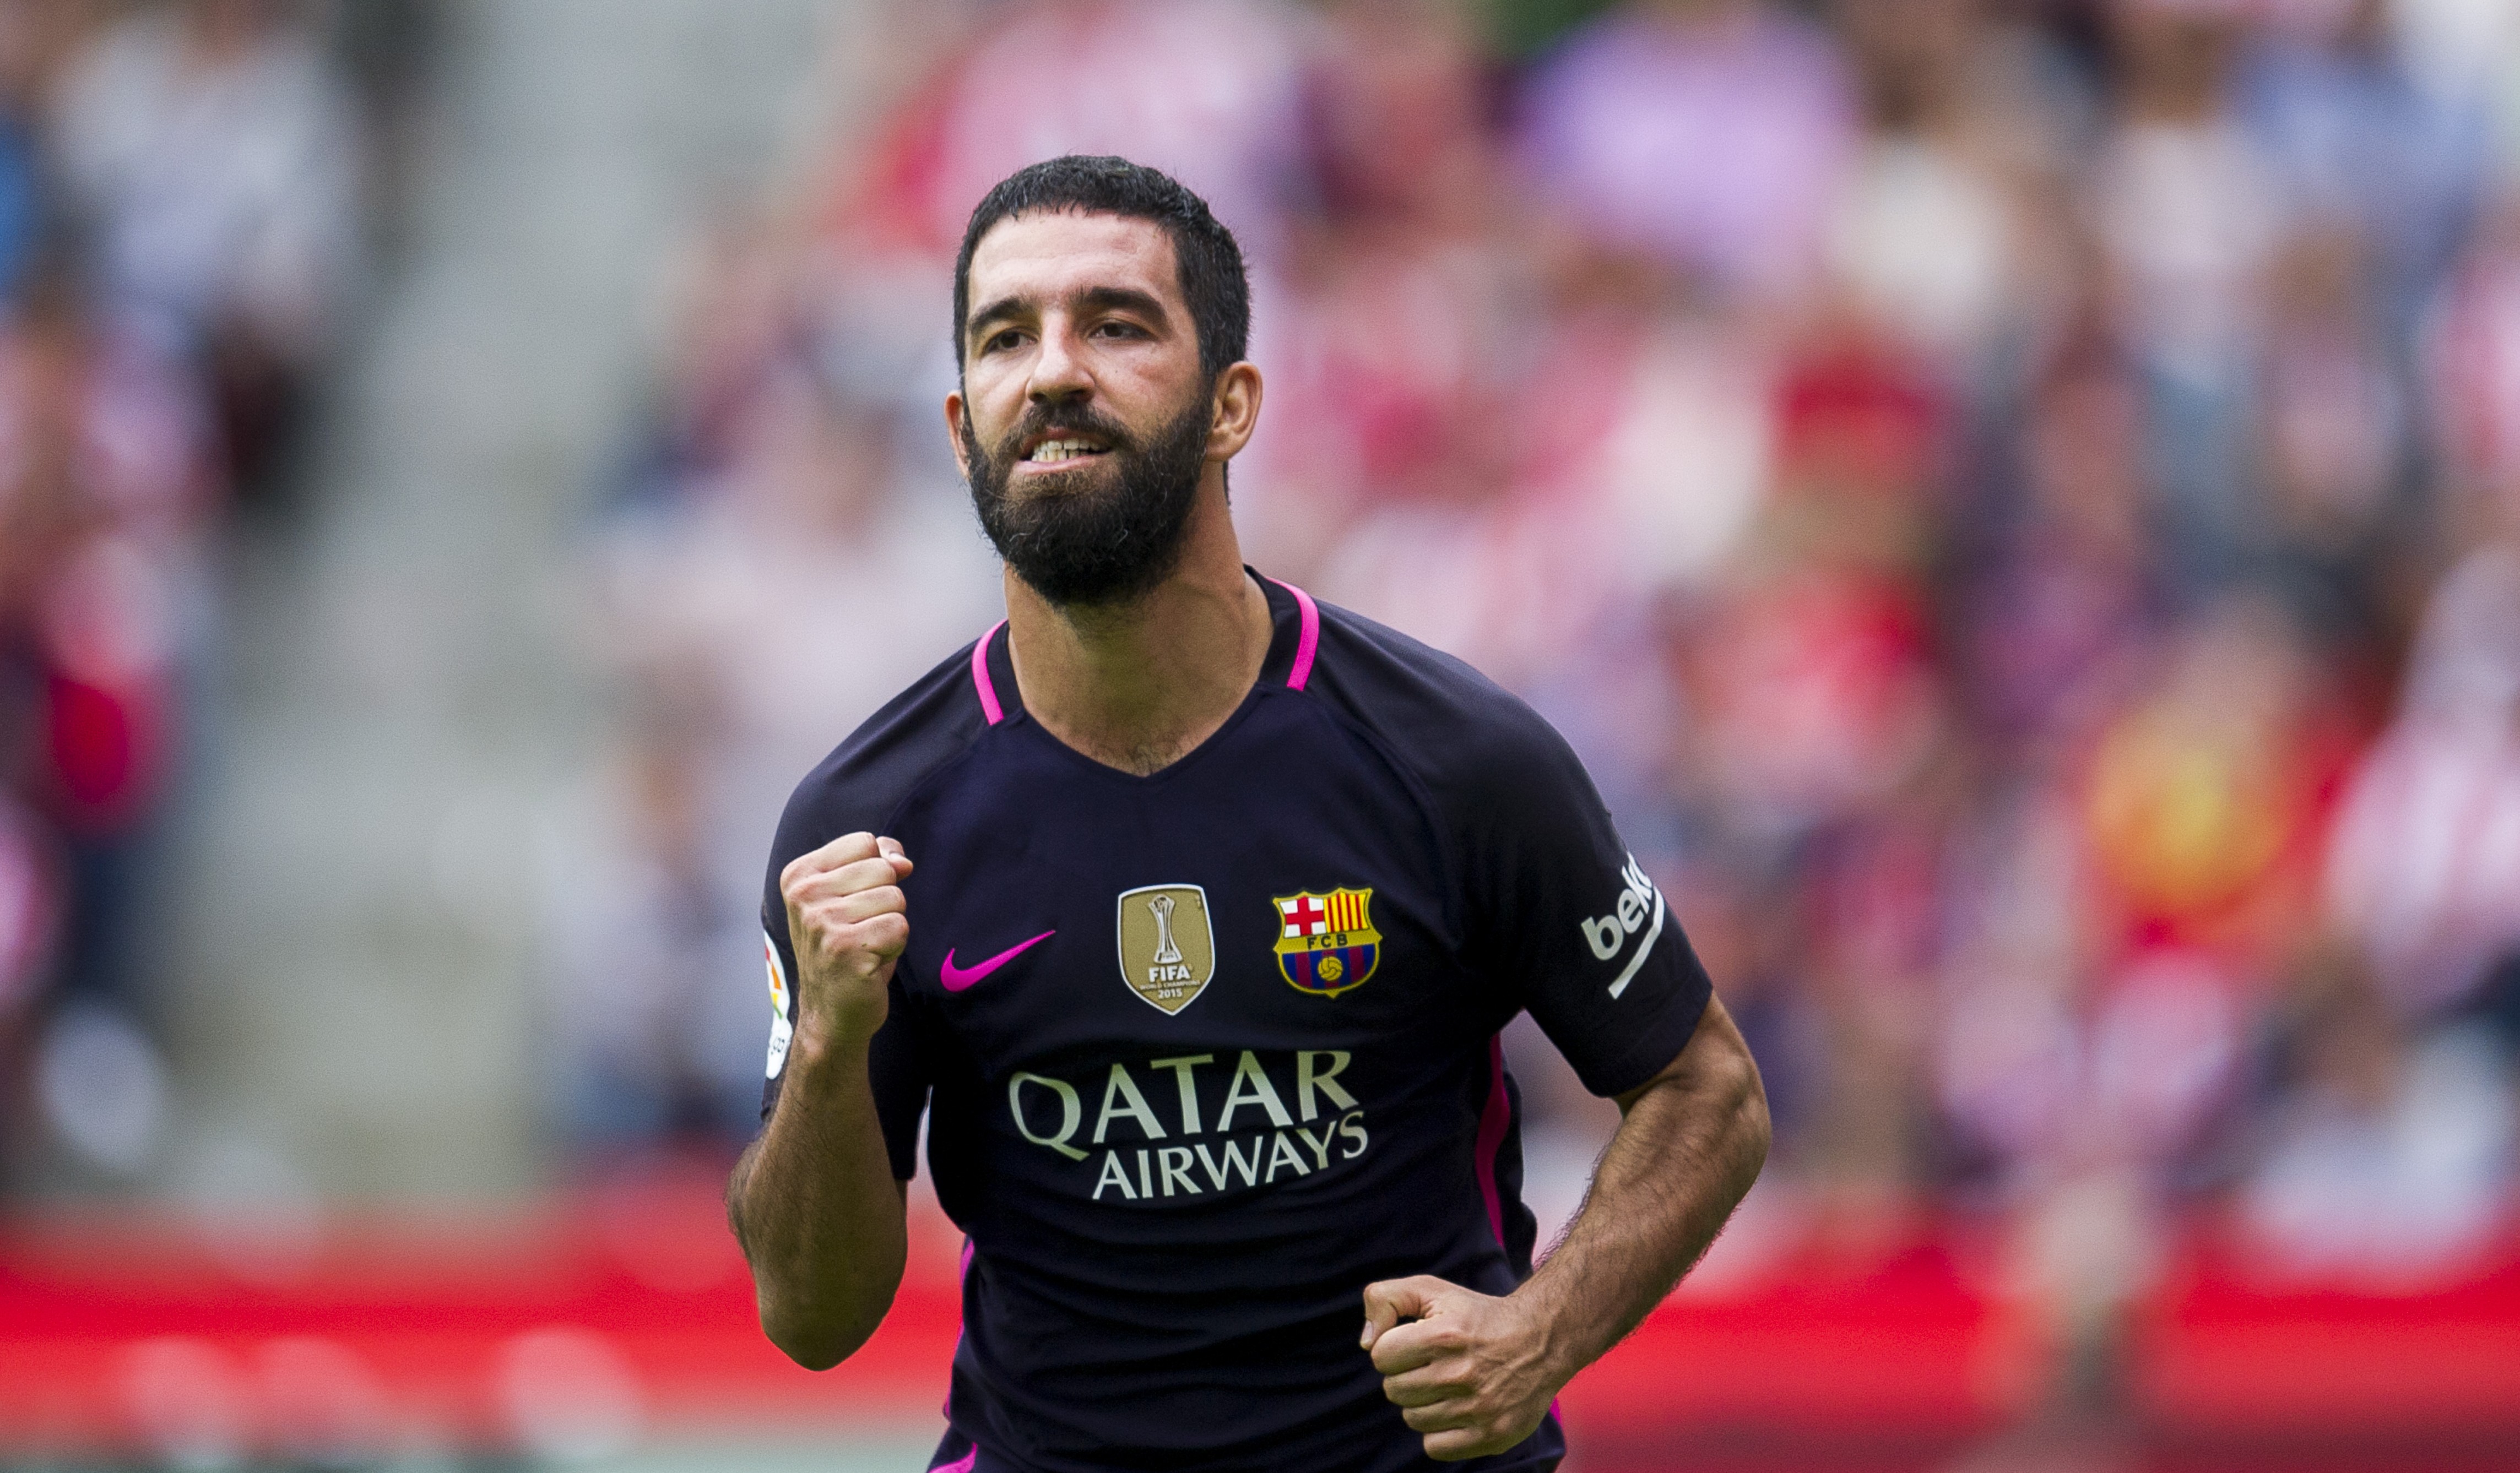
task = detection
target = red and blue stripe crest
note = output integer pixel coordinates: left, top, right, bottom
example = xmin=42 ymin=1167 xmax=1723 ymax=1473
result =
xmin=1271 ymin=888 xmax=1381 ymax=997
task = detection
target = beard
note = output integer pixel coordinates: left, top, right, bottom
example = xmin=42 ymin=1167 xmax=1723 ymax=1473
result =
xmin=963 ymin=388 xmax=1212 ymax=608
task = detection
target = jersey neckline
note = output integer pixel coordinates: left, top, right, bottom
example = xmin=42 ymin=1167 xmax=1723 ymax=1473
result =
xmin=969 ymin=569 xmax=1316 ymax=782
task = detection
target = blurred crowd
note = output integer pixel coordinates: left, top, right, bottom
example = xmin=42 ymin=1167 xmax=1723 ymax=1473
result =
xmin=587 ymin=0 xmax=2520 ymax=1333
xmin=0 ymin=0 xmax=365 ymax=1188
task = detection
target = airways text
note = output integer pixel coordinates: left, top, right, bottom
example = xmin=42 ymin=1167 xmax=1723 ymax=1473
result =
xmin=1004 ymin=1049 xmax=1373 ymax=1203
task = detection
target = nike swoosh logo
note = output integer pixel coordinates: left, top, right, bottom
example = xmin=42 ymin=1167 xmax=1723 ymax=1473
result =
xmin=940 ymin=930 xmax=1056 ymax=992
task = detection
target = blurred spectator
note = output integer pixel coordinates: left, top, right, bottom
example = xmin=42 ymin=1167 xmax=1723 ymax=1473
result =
xmin=551 ymin=699 xmax=765 ymax=1150
xmin=2094 ymin=0 xmax=2280 ymax=590
xmin=873 ymin=0 xmax=1307 ymax=267
xmin=2241 ymin=0 xmax=2478 ymax=324
xmin=49 ymin=0 xmax=360 ymax=502
xmin=2326 ymin=546 xmax=2520 ymax=1017
xmin=2242 ymin=948 xmax=2515 ymax=1281
xmin=1515 ymin=0 xmax=1856 ymax=307
xmin=0 ymin=249 xmax=214 ymax=1180
xmin=1824 ymin=0 xmax=2065 ymax=363
xmin=1254 ymin=0 xmax=1518 ymax=578
xmin=1958 ymin=327 xmax=2158 ymax=768
xmin=2430 ymin=189 xmax=2520 ymax=549
xmin=0 ymin=0 xmax=73 ymax=309
xmin=2077 ymin=593 xmax=2353 ymax=971
xmin=2389 ymin=0 xmax=2520 ymax=136
xmin=1674 ymin=566 xmax=1945 ymax=850
xmin=2255 ymin=224 xmax=2404 ymax=597
xmin=0 ymin=0 xmax=382 ymax=1187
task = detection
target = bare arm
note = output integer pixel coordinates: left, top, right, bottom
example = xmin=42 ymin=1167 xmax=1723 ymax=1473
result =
xmin=726 ymin=832 xmax=919 ymax=1371
xmin=1362 ymin=996 xmax=1770 ymax=1460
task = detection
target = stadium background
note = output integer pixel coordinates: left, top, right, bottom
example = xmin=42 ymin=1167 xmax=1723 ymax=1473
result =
xmin=3 ymin=0 xmax=2520 ymax=1468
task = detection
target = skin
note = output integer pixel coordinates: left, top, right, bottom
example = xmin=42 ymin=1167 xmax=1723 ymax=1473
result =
xmin=1362 ymin=1001 xmax=1767 ymax=1458
xmin=731 ymin=828 xmax=915 ymax=1371
xmin=727 ymin=209 xmax=1773 ymax=1459
xmin=949 ymin=209 xmax=1272 ymax=776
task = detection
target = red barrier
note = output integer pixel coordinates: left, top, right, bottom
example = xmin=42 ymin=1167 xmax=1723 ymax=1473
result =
xmin=2132 ymin=1217 xmax=2520 ymax=1443
xmin=8 ymin=1186 xmax=2520 ymax=1464
xmin=1564 ymin=1224 xmax=2037 ymax=1442
xmin=0 ymin=1175 xmax=959 ymax=1458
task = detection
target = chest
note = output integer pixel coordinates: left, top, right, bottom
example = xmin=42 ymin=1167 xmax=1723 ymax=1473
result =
xmin=891 ymin=702 xmax=1496 ymax=1075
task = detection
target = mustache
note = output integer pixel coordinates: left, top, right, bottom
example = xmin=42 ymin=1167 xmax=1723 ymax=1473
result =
xmin=990 ymin=401 xmax=1140 ymax=465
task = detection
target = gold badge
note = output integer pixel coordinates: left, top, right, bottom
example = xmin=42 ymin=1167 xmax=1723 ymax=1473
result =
xmin=1116 ymin=884 xmax=1216 ymax=1014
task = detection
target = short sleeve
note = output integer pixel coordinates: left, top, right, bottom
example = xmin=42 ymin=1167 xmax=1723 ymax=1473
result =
xmin=760 ymin=857 xmax=930 ymax=1183
xmin=745 ymin=637 xmax=987 ymax=1177
xmin=1461 ymin=714 xmax=1712 ymax=1097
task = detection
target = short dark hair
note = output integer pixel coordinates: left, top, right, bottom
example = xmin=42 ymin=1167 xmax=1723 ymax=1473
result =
xmin=953 ymin=155 xmax=1250 ymax=382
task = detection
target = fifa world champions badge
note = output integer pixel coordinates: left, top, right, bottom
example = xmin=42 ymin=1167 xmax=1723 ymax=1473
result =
xmin=1117 ymin=883 xmax=1217 ymax=1014
xmin=1272 ymin=888 xmax=1381 ymax=997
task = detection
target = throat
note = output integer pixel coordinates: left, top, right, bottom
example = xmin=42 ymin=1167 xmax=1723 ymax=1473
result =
xmin=1029 ymin=635 xmax=1255 ymax=776
xmin=1079 ymin=729 xmax=1221 ymax=779
xmin=1006 ymin=561 xmax=1277 ymax=778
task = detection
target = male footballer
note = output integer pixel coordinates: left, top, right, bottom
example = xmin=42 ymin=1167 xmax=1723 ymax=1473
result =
xmin=728 ymin=155 xmax=1768 ymax=1472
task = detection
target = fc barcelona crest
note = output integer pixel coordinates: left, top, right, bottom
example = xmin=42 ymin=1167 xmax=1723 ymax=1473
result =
xmin=1272 ymin=888 xmax=1381 ymax=997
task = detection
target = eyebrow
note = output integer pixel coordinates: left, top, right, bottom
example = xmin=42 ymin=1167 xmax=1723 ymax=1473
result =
xmin=966 ymin=285 xmax=1174 ymax=347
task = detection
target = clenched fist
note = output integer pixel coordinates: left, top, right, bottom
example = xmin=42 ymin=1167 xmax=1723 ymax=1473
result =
xmin=1362 ymin=1276 xmax=1563 ymax=1461
xmin=779 ymin=831 xmax=915 ymax=1053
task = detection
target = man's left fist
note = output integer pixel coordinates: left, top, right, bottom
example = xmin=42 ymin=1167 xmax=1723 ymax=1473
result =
xmin=1361 ymin=1275 xmax=1563 ymax=1461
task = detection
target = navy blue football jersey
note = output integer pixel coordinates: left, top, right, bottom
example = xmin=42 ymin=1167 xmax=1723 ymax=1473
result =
xmin=759 ymin=575 xmax=1712 ymax=1473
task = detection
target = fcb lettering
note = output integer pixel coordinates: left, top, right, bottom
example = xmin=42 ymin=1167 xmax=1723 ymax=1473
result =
xmin=1272 ymin=887 xmax=1382 ymax=996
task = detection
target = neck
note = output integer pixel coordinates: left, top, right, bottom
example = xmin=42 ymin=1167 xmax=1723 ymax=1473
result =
xmin=1003 ymin=472 xmax=1273 ymax=775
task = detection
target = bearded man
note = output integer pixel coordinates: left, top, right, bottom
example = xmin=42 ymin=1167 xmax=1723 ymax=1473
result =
xmin=728 ymin=155 xmax=1768 ymax=1472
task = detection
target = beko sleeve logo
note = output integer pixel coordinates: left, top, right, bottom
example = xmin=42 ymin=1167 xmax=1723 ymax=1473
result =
xmin=1578 ymin=854 xmax=1665 ymax=999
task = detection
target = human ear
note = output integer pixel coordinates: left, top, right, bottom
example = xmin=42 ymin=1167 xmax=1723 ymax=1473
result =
xmin=1205 ymin=362 xmax=1263 ymax=463
xmin=945 ymin=390 xmax=972 ymax=480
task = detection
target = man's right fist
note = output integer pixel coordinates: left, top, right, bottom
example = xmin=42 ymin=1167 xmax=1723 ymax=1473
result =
xmin=779 ymin=831 xmax=915 ymax=1050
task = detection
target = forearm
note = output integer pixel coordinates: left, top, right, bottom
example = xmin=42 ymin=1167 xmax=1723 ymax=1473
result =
xmin=1514 ymin=1003 xmax=1769 ymax=1381
xmin=727 ymin=1032 xmax=909 ymax=1370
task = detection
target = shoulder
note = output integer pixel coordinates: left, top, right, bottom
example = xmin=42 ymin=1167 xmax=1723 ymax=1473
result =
xmin=1298 ymin=599 xmax=1590 ymax=808
xmin=769 ymin=635 xmax=994 ymax=873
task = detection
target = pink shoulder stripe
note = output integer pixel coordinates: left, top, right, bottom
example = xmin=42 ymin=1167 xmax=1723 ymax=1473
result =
xmin=1267 ymin=577 xmax=1320 ymax=691
xmin=971 ymin=621 xmax=1007 ymax=725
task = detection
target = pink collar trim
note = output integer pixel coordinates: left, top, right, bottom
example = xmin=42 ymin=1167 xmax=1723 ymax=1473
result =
xmin=972 ymin=581 xmax=1312 ymax=722
xmin=1267 ymin=578 xmax=1320 ymax=691
xmin=971 ymin=621 xmax=1007 ymax=725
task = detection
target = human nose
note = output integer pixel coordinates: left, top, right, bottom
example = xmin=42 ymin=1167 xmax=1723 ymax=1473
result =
xmin=1026 ymin=315 xmax=1093 ymax=405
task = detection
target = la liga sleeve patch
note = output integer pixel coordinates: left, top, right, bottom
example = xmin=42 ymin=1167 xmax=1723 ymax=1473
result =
xmin=764 ymin=929 xmax=794 ymax=1080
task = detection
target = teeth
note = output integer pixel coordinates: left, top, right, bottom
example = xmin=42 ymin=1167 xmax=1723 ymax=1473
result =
xmin=1028 ymin=438 xmax=1105 ymax=464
